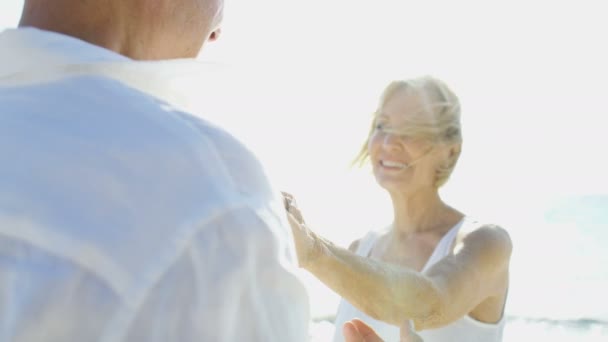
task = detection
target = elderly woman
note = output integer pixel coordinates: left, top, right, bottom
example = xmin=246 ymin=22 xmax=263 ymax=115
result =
xmin=284 ymin=76 xmax=512 ymax=342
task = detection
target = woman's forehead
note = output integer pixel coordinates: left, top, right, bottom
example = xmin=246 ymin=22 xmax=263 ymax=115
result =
xmin=379 ymin=91 xmax=430 ymax=121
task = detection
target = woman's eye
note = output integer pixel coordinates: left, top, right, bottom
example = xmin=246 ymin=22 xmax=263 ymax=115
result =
xmin=374 ymin=123 xmax=385 ymax=130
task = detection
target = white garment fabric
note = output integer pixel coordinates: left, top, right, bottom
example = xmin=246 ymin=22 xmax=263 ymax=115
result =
xmin=0 ymin=28 xmax=310 ymax=342
xmin=332 ymin=218 xmax=506 ymax=342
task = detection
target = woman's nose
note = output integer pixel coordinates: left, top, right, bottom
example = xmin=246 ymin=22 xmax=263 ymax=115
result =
xmin=382 ymin=132 xmax=401 ymax=149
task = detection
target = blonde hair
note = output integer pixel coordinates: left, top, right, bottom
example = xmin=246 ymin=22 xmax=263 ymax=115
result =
xmin=354 ymin=76 xmax=462 ymax=187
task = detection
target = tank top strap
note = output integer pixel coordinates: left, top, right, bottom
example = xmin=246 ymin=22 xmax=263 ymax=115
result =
xmin=422 ymin=217 xmax=468 ymax=272
xmin=355 ymin=228 xmax=385 ymax=257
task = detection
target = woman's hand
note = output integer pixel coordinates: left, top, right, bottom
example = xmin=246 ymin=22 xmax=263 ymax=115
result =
xmin=282 ymin=192 xmax=322 ymax=268
xmin=343 ymin=319 xmax=424 ymax=342
xmin=343 ymin=319 xmax=383 ymax=342
xmin=282 ymin=192 xmax=305 ymax=225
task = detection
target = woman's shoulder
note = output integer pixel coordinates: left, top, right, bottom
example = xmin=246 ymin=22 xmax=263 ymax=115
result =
xmin=458 ymin=218 xmax=512 ymax=259
xmin=460 ymin=217 xmax=510 ymax=238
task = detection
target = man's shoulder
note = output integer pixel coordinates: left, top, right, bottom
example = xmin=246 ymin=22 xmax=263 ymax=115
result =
xmin=2 ymin=74 xmax=274 ymax=198
xmin=177 ymin=111 xmax=274 ymax=198
xmin=1 ymin=74 xmax=232 ymax=143
xmin=1 ymin=74 xmax=161 ymax=111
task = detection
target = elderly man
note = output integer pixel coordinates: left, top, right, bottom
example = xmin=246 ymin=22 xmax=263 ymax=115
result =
xmin=0 ymin=1 xmax=311 ymax=341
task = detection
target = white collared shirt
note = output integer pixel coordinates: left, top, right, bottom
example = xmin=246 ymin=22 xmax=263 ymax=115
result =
xmin=0 ymin=28 xmax=309 ymax=342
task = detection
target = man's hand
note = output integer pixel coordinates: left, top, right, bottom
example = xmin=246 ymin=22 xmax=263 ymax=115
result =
xmin=343 ymin=319 xmax=424 ymax=342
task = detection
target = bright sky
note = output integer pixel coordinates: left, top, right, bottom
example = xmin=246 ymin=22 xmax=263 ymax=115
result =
xmin=2 ymin=0 xmax=607 ymax=320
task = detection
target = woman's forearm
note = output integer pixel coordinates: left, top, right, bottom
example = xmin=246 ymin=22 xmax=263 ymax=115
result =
xmin=305 ymin=237 xmax=442 ymax=327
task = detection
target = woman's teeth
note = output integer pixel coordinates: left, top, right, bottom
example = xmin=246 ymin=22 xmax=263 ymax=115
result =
xmin=381 ymin=160 xmax=407 ymax=169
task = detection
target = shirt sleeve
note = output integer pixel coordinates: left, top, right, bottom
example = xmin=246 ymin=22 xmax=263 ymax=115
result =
xmin=123 ymin=204 xmax=311 ymax=342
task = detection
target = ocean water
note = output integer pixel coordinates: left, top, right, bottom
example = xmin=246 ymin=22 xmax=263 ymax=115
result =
xmin=309 ymin=317 xmax=608 ymax=341
xmin=302 ymin=194 xmax=608 ymax=341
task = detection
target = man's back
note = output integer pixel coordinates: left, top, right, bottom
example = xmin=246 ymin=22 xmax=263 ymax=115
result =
xmin=0 ymin=76 xmax=309 ymax=341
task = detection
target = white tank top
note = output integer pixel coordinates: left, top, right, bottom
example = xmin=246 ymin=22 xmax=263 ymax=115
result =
xmin=332 ymin=218 xmax=506 ymax=342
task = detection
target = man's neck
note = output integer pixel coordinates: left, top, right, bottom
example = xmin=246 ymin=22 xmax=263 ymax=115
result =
xmin=18 ymin=1 xmax=140 ymax=59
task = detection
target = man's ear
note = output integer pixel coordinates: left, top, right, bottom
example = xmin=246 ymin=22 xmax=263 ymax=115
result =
xmin=208 ymin=28 xmax=222 ymax=42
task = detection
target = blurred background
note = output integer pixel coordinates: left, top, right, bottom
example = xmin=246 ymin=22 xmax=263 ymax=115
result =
xmin=2 ymin=0 xmax=607 ymax=340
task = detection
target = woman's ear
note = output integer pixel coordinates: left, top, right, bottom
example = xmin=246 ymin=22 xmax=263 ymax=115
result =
xmin=444 ymin=143 xmax=461 ymax=166
xmin=449 ymin=145 xmax=457 ymax=158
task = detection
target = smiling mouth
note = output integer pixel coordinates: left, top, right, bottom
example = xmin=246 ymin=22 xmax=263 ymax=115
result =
xmin=379 ymin=160 xmax=408 ymax=170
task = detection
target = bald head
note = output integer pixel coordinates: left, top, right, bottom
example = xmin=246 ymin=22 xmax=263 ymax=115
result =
xmin=19 ymin=0 xmax=224 ymax=60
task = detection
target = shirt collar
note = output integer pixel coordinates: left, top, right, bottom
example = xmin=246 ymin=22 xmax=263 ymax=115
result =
xmin=0 ymin=27 xmax=131 ymax=79
xmin=0 ymin=27 xmax=233 ymax=116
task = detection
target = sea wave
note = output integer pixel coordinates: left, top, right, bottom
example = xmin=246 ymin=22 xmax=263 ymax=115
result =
xmin=504 ymin=316 xmax=608 ymax=341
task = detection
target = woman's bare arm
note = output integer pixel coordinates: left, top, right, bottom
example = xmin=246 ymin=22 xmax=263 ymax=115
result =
xmin=288 ymin=214 xmax=512 ymax=330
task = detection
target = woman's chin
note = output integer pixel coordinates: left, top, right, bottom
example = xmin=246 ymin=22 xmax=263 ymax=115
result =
xmin=374 ymin=176 xmax=410 ymax=192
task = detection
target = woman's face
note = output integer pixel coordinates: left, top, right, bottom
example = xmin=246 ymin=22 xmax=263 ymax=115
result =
xmin=368 ymin=90 xmax=440 ymax=193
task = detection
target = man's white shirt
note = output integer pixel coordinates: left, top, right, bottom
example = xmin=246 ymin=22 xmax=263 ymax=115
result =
xmin=0 ymin=28 xmax=309 ymax=342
